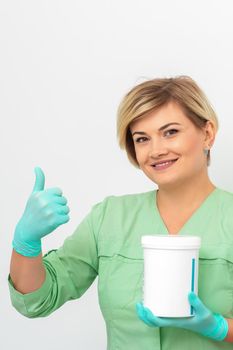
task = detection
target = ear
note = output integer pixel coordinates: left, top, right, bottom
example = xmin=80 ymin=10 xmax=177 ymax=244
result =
xmin=203 ymin=120 xmax=216 ymax=149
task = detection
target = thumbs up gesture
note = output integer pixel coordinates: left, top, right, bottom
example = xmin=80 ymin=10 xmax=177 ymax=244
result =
xmin=13 ymin=167 xmax=70 ymax=257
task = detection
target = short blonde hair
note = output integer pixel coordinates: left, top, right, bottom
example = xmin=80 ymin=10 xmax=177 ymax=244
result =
xmin=116 ymin=75 xmax=218 ymax=167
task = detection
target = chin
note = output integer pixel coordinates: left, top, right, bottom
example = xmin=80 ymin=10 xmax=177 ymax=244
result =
xmin=147 ymin=174 xmax=182 ymax=188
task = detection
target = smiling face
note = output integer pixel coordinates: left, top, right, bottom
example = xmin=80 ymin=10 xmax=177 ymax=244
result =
xmin=130 ymin=100 xmax=215 ymax=189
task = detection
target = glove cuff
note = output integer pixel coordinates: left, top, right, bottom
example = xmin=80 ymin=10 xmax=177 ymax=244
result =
xmin=12 ymin=238 xmax=42 ymax=257
xmin=204 ymin=313 xmax=228 ymax=341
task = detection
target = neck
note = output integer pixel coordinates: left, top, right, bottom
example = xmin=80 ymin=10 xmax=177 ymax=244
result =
xmin=156 ymin=172 xmax=216 ymax=210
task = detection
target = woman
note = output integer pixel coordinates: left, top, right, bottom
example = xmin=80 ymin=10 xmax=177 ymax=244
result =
xmin=9 ymin=76 xmax=233 ymax=349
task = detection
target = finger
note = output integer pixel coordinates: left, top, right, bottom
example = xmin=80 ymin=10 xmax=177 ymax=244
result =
xmin=55 ymin=205 xmax=70 ymax=215
xmin=188 ymin=292 xmax=207 ymax=315
xmin=136 ymin=303 xmax=157 ymax=327
xmin=46 ymin=187 xmax=63 ymax=196
xmin=53 ymin=196 xmax=67 ymax=205
xmin=143 ymin=307 xmax=161 ymax=326
xmin=32 ymin=167 xmax=45 ymax=193
xmin=142 ymin=306 xmax=174 ymax=327
xmin=46 ymin=203 xmax=70 ymax=216
xmin=56 ymin=214 xmax=70 ymax=226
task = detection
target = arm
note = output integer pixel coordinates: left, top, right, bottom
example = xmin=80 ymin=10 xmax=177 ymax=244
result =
xmin=225 ymin=318 xmax=233 ymax=342
xmin=9 ymin=212 xmax=100 ymax=318
xmin=10 ymin=167 xmax=69 ymax=294
xmin=9 ymin=178 xmax=104 ymax=318
xmin=10 ymin=250 xmax=45 ymax=294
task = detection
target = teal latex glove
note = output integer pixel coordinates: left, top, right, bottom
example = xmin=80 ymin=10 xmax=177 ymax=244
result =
xmin=136 ymin=292 xmax=228 ymax=341
xmin=13 ymin=167 xmax=70 ymax=257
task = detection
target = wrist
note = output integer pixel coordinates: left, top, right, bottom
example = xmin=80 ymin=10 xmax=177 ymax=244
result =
xmin=12 ymin=236 xmax=42 ymax=257
xmin=13 ymin=224 xmax=42 ymax=257
xmin=203 ymin=314 xmax=228 ymax=341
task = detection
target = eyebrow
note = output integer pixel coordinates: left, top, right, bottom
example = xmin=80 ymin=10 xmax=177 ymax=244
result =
xmin=131 ymin=122 xmax=181 ymax=137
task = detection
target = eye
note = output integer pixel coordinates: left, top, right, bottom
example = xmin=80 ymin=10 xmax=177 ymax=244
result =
xmin=134 ymin=137 xmax=148 ymax=143
xmin=164 ymin=129 xmax=178 ymax=137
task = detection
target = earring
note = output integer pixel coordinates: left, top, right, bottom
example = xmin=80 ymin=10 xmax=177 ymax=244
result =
xmin=203 ymin=148 xmax=209 ymax=156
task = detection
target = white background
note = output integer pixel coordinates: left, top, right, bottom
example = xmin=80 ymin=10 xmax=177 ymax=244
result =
xmin=1 ymin=1 xmax=233 ymax=349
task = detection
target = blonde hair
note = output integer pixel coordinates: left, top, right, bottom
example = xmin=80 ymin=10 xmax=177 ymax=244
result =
xmin=116 ymin=75 xmax=218 ymax=168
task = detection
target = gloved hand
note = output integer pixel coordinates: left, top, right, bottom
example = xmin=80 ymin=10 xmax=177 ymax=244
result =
xmin=136 ymin=292 xmax=228 ymax=341
xmin=13 ymin=167 xmax=70 ymax=257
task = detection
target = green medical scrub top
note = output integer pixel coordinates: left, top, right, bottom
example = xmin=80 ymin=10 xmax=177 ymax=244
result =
xmin=9 ymin=187 xmax=233 ymax=349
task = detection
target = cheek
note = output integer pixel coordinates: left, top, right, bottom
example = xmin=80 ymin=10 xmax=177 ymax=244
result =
xmin=134 ymin=146 xmax=147 ymax=163
xmin=176 ymin=135 xmax=203 ymax=156
xmin=187 ymin=139 xmax=203 ymax=156
xmin=181 ymin=137 xmax=206 ymax=171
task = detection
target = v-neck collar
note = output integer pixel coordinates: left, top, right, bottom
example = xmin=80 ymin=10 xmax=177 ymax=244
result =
xmin=150 ymin=187 xmax=220 ymax=235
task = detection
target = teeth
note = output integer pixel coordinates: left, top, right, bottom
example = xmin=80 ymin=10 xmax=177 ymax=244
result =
xmin=153 ymin=159 xmax=177 ymax=167
xmin=155 ymin=161 xmax=172 ymax=167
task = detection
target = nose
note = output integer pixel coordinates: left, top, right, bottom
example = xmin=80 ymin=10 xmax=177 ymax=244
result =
xmin=148 ymin=138 xmax=169 ymax=159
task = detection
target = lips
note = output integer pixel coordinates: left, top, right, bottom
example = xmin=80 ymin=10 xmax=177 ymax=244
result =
xmin=151 ymin=158 xmax=179 ymax=168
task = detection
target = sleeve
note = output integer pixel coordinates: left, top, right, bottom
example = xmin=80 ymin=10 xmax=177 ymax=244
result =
xmin=8 ymin=197 xmax=109 ymax=318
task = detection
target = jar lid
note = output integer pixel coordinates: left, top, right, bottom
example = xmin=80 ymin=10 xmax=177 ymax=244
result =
xmin=141 ymin=234 xmax=201 ymax=250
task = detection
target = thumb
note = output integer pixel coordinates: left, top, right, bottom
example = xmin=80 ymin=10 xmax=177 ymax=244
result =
xmin=188 ymin=292 xmax=208 ymax=316
xmin=32 ymin=167 xmax=45 ymax=193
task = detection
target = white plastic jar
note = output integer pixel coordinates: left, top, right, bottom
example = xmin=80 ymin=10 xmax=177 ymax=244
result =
xmin=141 ymin=235 xmax=201 ymax=317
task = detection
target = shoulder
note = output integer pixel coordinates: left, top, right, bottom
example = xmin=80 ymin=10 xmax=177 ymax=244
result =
xmin=86 ymin=190 xmax=154 ymax=243
xmin=215 ymin=187 xmax=233 ymax=205
xmin=89 ymin=190 xmax=154 ymax=222
xmin=214 ymin=187 xmax=233 ymax=216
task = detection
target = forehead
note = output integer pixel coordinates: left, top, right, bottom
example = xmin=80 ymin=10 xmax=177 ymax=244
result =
xmin=130 ymin=101 xmax=192 ymax=131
